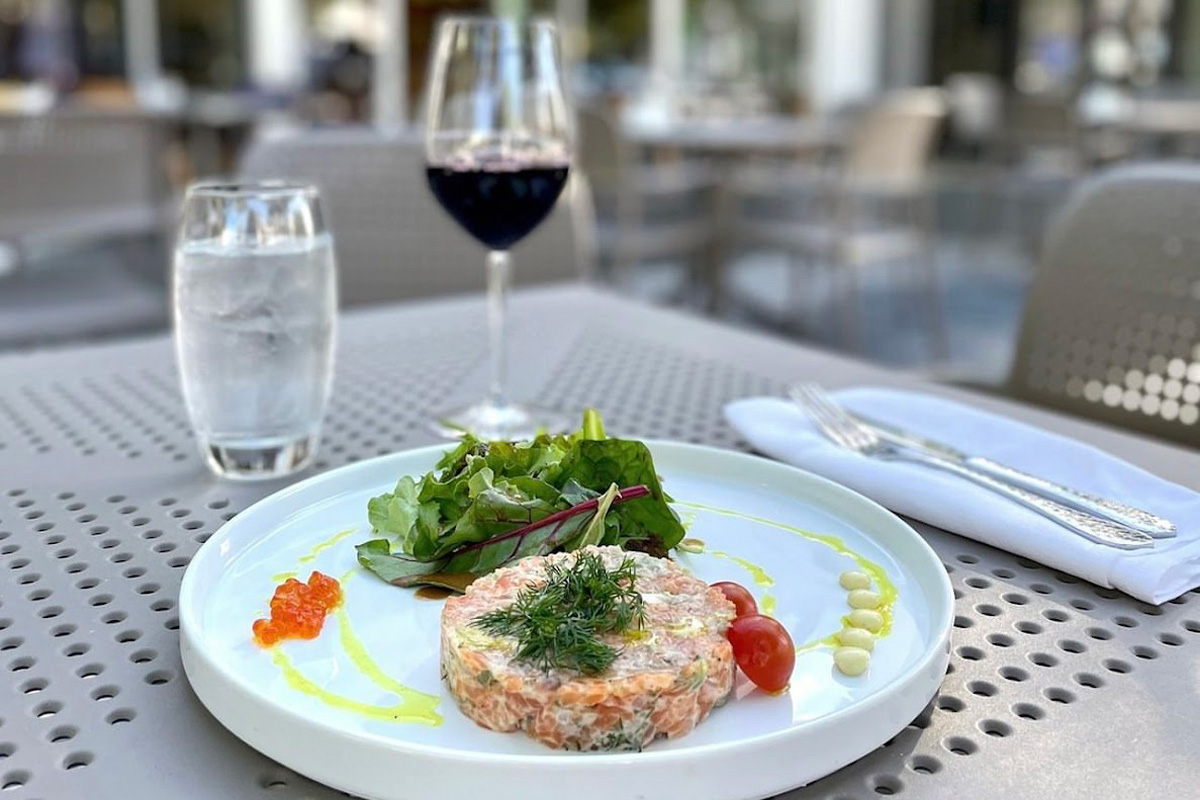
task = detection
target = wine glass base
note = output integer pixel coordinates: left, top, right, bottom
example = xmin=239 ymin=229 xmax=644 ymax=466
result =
xmin=430 ymin=402 xmax=570 ymax=441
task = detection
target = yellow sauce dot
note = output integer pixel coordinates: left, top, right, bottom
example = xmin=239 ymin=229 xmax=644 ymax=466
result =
xmin=847 ymin=608 xmax=884 ymax=632
xmin=837 ymin=627 xmax=875 ymax=651
xmin=848 ymin=589 xmax=881 ymax=609
xmin=839 ymin=570 xmax=871 ymax=591
xmin=833 ymin=646 xmax=871 ymax=676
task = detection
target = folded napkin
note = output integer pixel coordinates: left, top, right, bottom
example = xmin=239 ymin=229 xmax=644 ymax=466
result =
xmin=725 ymin=388 xmax=1200 ymax=604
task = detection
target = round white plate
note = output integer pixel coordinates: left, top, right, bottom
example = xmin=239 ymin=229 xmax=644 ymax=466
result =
xmin=180 ymin=442 xmax=953 ymax=800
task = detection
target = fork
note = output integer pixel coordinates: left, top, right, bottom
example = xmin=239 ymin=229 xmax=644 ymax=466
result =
xmin=790 ymin=384 xmax=1154 ymax=550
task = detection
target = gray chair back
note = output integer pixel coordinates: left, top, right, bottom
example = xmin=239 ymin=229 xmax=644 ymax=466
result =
xmin=1009 ymin=163 xmax=1200 ymax=446
xmin=238 ymin=127 xmax=589 ymax=307
xmin=0 ymin=111 xmax=167 ymax=263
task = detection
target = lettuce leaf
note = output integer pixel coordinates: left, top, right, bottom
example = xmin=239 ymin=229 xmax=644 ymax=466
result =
xmin=356 ymin=410 xmax=681 ymax=590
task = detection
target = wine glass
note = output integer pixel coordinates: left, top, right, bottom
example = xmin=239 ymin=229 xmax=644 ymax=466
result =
xmin=424 ymin=16 xmax=573 ymax=440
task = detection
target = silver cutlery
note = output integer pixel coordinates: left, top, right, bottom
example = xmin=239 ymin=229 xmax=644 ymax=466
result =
xmin=789 ymin=384 xmax=1155 ymax=550
xmin=849 ymin=410 xmax=1176 ymax=539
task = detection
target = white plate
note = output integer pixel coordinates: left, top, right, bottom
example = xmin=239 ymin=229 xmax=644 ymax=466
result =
xmin=180 ymin=442 xmax=953 ymax=800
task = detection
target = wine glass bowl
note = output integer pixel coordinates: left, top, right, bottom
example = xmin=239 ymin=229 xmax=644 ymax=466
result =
xmin=424 ymin=16 xmax=574 ymax=441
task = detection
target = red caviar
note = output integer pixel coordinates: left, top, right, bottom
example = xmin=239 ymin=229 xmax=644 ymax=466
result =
xmin=252 ymin=571 xmax=343 ymax=647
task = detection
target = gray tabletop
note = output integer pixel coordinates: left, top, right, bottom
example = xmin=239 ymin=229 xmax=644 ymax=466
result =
xmin=1 ymin=285 xmax=1197 ymax=800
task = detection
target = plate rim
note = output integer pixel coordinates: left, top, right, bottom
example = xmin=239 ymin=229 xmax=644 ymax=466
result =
xmin=180 ymin=439 xmax=954 ymax=767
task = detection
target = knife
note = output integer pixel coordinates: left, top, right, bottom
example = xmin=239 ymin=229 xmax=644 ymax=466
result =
xmin=852 ymin=412 xmax=1177 ymax=539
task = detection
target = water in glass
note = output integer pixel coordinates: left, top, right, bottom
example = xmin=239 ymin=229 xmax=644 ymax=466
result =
xmin=173 ymin=183 xmax=336 ymax=479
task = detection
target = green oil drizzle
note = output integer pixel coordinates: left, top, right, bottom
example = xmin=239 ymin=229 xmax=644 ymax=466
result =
xmin=270 ymin=571 xmax=298 ymax=583
xmin=298 ymin=527 xmax=356 ymax=564
xmin=675 ymin=500 xmax=897 ymax=651
xmin=263 ymin=548 xmax=442 ymax=727
xmin=710 ymin=549 xmax=777 ymax=617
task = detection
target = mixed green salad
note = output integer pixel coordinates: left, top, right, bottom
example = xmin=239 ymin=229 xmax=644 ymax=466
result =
xmin=356 ymin=410 xmax=686 ymax=591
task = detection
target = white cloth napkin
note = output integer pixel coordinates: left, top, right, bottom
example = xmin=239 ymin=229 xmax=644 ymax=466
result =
xmin=725 ymin=388 xmax=1200 ymax=604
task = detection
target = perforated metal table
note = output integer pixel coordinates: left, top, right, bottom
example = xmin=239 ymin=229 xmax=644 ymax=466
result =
xmin=1 ymin=285 xmax=1197 ymax=800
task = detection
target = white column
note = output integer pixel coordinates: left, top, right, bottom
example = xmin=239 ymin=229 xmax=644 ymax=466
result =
xmin=650 ymin=0 xmax=685 ymax=96
xmin=372 ymin=0 xmax=408 ymax=129
xmin=807 ymin=0 xmax=883 ymax=111
xmin=246 ymin=0 xmax=308 ymax=92
xmin=122 ymin=0 xmax=161 ymax=89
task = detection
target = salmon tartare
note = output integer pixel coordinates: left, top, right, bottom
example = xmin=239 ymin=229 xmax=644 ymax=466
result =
xmin=440 ymin=546 xmax=736 ymax=751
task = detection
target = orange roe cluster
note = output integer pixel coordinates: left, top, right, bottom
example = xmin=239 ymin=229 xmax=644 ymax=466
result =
xmin=252 ymin=571 xmax=343 ymax=647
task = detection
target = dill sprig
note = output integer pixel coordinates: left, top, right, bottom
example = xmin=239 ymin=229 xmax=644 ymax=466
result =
xmin=472 ymin=552 xmax=645 ymax=675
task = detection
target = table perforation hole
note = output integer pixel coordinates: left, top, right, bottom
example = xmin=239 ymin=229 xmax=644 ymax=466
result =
xmin=101 ymin=611 xmax=126 ymax=625
xmin=977 ymin=718 xmax=1011 ymax=738
xmin=142 ymin=530 xmax=164 ymax=541
xmin=74 ymin=578 xmax=99 ymax=591
xmin=907 ymin=754 xmax=942 ymax=775
xmin=1029 ymin=583 xmax=1054 ymax=595
xmin=114 ymin=629 xmax=141 ymax=644
xmin=952 ymin=615 xmax=973 ymax=629
xmin=1012 ymin=702 xmax=1046 ymax=721
xmin=109 ymin=552 xmax=133 ymax=564
xmin=122 ymin=567 xmax=146 ymax=579
xmin=1057 ymin=639 xmax=1087 ymax=654
xmin=1043 ymin=686 xmax=1076 ymax=704
xmin=19 ymin=678 xmax=46 ymax=695
xmin=1073 ymin=672 xmax=1105 ymax=689
xmin=46 ymin=725 xmax=76 ymax=744
xmin=49 ymin=624 xmax=75 ymax=638
xmin=998 ymin=666 xmax=1029 ymax=682
xmin=90 ymin=685 xmax=118 ymax=702
xmin=1103 ymin=658 xmax=1132 ymax=674
xmin=0 ymin=638 xmax=20 ymax=653
xmin=62 ymin=643 xmax=89 ymax=658
xmin=1157 ymin=632 xmax=1184 ymax=646
xmin=967 ymin=680 xmax=997 ymax=698
xmin=871 ymin=774 xmax=903 ymax=795
xmin=1114 ymin=615 xmax=1139 ymax=628
xmin=936 ymin=696 xmax=964 ymax=713
xmin=985 ymin=632 xmax=1014 ymax=649
xmin=8 ymin=656 xmax=35 ymax=673
xmin=1028 ymin=652 xmax=1058 ymax=668
xmin=145 ymin=669 xmax=174 ymax=686
xmin=956 ymin=646 xmax=984 ymax=662
xmin=75 ymin=663 xmax=103 ymax=679
xmin=1 ymin=769 xmax=30 ymax=790
xmin=129 ymin=649 xmax=157 ymax=665
xmin=942 ymin=736 xmax=977 ymax=756
xmin=32 ymin=701 xmax=61 ymax=719
xmin=258 ymin=775 xmax=290 ymax=790
xmin=62 ymin=751 xmax=94 ymax=770
xmin=104 ymin=709 xmax=135 ymax=725
xmin=0 ymin=744 xmax=13 ymax=760
xmin=1014 ymin=621 xmax=1042 ymax=635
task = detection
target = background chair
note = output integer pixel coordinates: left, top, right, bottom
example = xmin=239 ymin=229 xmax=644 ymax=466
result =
xmin=0 ymin=111 xmax=171 ymax=348
xmin=1009 ymin=162 xmax=1200 ymax=448
xmin=731 ymin=88 xmax=948 ymax=359
xmin=238 ymin=127 xmax=592 ymax=307
xmin=575 ymin=104 xmax=715 ymax=298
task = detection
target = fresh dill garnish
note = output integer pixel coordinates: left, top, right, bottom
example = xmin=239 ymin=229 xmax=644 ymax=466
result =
xmin=472 ymin=552 xmax=645 ymax=675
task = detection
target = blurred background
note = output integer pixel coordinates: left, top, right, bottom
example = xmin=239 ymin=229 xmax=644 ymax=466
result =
xmin=2 ymin=0 xmax=1199 ymax=392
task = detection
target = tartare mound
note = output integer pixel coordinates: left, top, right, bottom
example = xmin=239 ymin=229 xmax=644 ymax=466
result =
xmin=441 ymin=546 xmax=736 ymax=751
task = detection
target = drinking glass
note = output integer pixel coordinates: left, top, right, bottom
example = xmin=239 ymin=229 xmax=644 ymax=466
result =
xmin=173 ymin=181 xmax=337 ymax=479
xmin=424 ymin=16 xmax=573 ymax=440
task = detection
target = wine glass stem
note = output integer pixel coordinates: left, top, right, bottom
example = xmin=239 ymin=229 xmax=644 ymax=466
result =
xmin=486 ymin=249 xmax=511 ymax=409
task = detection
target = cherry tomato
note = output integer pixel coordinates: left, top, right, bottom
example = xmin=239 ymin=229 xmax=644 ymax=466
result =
xmin=727 ymin=614 xmax=795 ymax=693
xmin=711 ymin=581 xmax=758 ymax=618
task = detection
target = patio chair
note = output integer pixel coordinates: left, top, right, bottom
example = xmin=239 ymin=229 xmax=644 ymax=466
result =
xmin=0 ymin=111 xmax=171 ymax=348
xmin=732 ymin=89 xmax=947 ymax=359
xmin=0 ymin=111 xmax=169 ymax=272
xmin=575 ymin=105 xmax=715 ymax=296
xmin=1009 ymin=162 xmax=1200 ymax=447
xmin=238 ymin=127 xmax=592 ymax=307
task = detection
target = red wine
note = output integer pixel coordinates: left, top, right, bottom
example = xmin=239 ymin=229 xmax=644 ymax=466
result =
xmin=426 ymin=164 xmax=569 ymax=250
